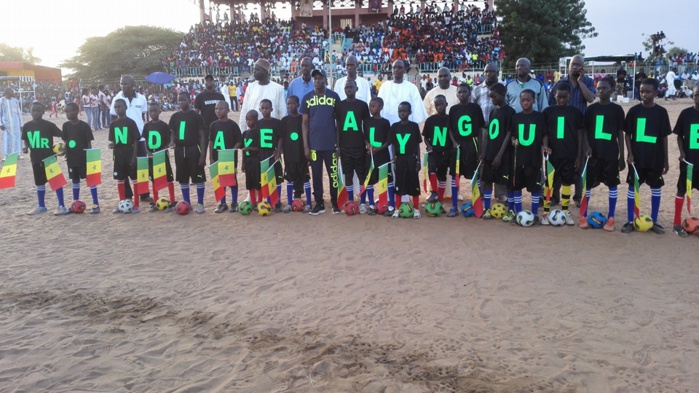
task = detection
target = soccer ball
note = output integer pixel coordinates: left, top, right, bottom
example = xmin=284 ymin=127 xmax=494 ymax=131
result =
xmin=70 ymin=200 xmax=86 ymax=214
xmin=461 ymin=201 xmax=475 ymax=217
xmin=587 ymin=211 xmax=606 ymax=229
xmin=52 ymin=142 xmax=66 ymax=156
xmin=155 ymin=197 xmax=170 ymax=211
xmin=257 ymin=201 xmax=272 ymax=216
xmin=490 ymin=203 xmax=507 ymax=219
xmin=175 ymin=201 xmax=190 ymax=215
xmin=344 ymin=201 xmax=359 ymax=216
xmin=398 ymin=202 xmax=414 ymax=218
xmin=548 ymin=209 xmax=566 ymax=226
xmin=118 ymin=199 xmax=133 ymax=213
xmin=424 ymin=201 xmax=442 ymax=217
xmin=634 ymin=214 xmax=654 ymax=232
xmin=291 ymin=198 xmax=305 ymax=212
xmin=239 ymin=201 xmax=254 ymax=215
xmin=516 ymin=210 xmax=536 ymax=227
xmin=681 ymin=216 xmax=699 ymax=234
xmin=376 ymin=202 xmax=389 ymax=215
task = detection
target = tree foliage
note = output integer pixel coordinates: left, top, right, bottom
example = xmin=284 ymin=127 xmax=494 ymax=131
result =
xmin=0 ymin=43 xmax=41 ymax=64
xmin=496 ymin=0 xmax=597 ymax=69
xmin=60 ymin=26 xmax=182 ymax=82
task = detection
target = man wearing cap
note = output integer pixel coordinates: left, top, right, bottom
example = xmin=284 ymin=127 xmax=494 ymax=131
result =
xmin=287 ymin=57 xmax=314 ymax=106
xmin=195 ymin=74 xmax=226 ymax=129
xmin=239 ymin=59 xmax=286 ymax=132
xmin=301 ymin=69 xmax=341 ymax=215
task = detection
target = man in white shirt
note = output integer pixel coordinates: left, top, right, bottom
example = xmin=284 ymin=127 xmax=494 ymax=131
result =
xmin=333 ymin=55 xmax=372 ymax=102
xmin=239 ymin=59 xmax=286 ymax=131
xmin=378 ymin=60 xmax=427 ymax=125
xmin=423 ymin=67 xmax=459 ymax=115
xmin=665 ymin=67 xmax=677 ymax=100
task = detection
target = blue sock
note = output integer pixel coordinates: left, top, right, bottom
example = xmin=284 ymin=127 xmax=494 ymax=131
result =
xmin=608 ymin=186 xmax=616 ymax=218
xmin=276 ymin=184 xmax=282 ymax=204
xmin=651 ymin=187 xmax=661 ymax=222
xmin=90 ymin=186 xmax=99 ymax=206
xmin=231 ymin=185 xmax=238 ymax=204
xmin=451 ymin=178 xmax=458 ymax=209
xmin=388 ymin=182 xmax=395 ymax=208
xmin=484 ymin=189 xmax=492 ymax=210
xmin=367 ymin=185 xmax=374 ymax=207
xmin=72 ymin=181 xmax=80 ymax=201
xmin=37 ymin=185 xmax=46 ymax=208
xmin=514 ymin=191 xmax=522 ymax=213
xmin=531 ymin=192 xmax=540 ymax=215
xmin=220 ymin=192 xmax=226 ymax=205
xmin=347 ymin=184 xmax=354 ymax=202
xmin=507 ymin=191 xmax=515 ymax=211
xmin=181 ymin=183 xmax=190 ymax=204
xmin=304 ymin=181 xmax=312 ymax=206
xmin=627 ymin=188 xmax=634 ymax=223
xmin=287 ymin=182 xmax=293 ymax=205
xmin=360 ymin=185 xmax=367 ymax=204
xmin=583 ymin=189 xmax=592 ymax=217
xmin=197 ymin=183 xmax=205 ymax=205
xmin=56 ymin=187 xmax=65 ymax=207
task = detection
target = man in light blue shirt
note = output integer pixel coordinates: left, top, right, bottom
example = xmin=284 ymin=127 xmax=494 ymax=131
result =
xmin=286 ymin=57 xmax=314 ymax=112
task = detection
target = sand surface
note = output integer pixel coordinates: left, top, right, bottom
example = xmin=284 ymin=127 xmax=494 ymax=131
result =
xmin=0 ymin=99 xmax=698 ymax=392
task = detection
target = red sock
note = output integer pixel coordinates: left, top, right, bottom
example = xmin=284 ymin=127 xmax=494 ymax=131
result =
xmin=117 ymin=181 xmax=125 ymax=201
xmin=674 ymin=196 xmax=684 ymax=226
xmin=168 ymin=182 xmax=176 ymax=201
xmin=250 ymin=189 xmax=258 ymax=205
xmin=133 ymin=194 xmax=140 ymax=210
xmin=437 ymin=185 xmax=445 ymax=201
xmin=429 ymin=173 xmax=438 ymax=194
xmin=413 ymin=195 xmax=420 ymax=208
xmin=152 ymin=185 xmax=159 ymax=201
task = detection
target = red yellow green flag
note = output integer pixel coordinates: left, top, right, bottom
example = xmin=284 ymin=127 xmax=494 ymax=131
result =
xmin=544 ymin=156 xmax=555 ymax=204
xmin=260 ymin=156 xmax=279 ymax=206
xmin=360 ymin=152 xmax=375 ymax=196
xmin=454 ymin=146 xmax=461 ymax=190
xmin=422 ymin=151 xmax=428 ymax=192
xmin=0 ymin=153 xmax=19 ymax=189
xmin=578 ymin=157 xmax=589 ymax=217
xmin=686 ymin=161 xmax=693 ymax=214
xmin=217 ymin=149 xmax=237 ymax=187
xmin=43 ymin=155 xmax=67 ymax=191
xmin=209 ymin=161 xmax=225 ymax=203
xmin=85 ymin=148 xmax=101 ymax=187
xmin=335 ymin=154 xmax=348 ymax=207
xmin=471 ymin=164 xmax=483 ymax=218
xmin=134 ymin=156 xmax=150 ymax=195
xmin=376 ymin=162 xmax=389 ymax=206
xmin=152 ymin=150 xmax=167 ymax=191
xmin=632 ymin=164 xmax=641 ymax=218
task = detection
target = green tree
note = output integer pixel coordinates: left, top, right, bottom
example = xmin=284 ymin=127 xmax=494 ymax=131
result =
xmin=641 ymin=32 xmax=673 ymax=63
xmin=0 ymin=43 xmax=41 ymax=63
xmin=60 ymin=26 xmax=182 ymax=82
xmin=496 ymin=0 xmax=597 ymax=69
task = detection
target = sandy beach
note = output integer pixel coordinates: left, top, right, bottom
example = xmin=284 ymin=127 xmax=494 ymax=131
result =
xmin=0 ymin=98 xmax=697 ymax=392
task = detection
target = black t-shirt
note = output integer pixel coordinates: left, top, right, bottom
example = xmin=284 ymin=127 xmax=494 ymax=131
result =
xmin=584 ymin=102 xmax=625 ymax=161
xmin=390 ymin=121 xmax=422 ymax=156
xmin=194 ymin=91 xmax=226 ymax=128
xmin=257 ymin=117 xmax=282 ymax=160
xmin=143 ymin=120 xmax=171 ymax=152
xmin=485 ymin=105 xmax=515 ymax=162
xmin=449 ymin=102 xmax=485 ymax=147
xmin=109 ymin=117 xmax=141 ymax=151
xmin=336 ymin=99 xmax=370 ymax=149
xmin=242 ymin=129 xmax=260 ymax=158
xmin=624 ymin=104 xmax=672 ymax=170
xmin=22 ymin=119 xmax=62 ymax=165
xmin=673 ymin=106 xmax=699 ymax=165
xmin=281 ymin=114 xmax=304 ymax=163
xmin=62 ymin=120 xmax=94 ymax=167
xmin=364 ymin=117 xmax=392 ymax=164
xmin=422 ymin=114 xmax=452 ymax=153
xmin=169 ymin=110 xmax=205 ymax=147
xmin=543 ymin=105 xmax=583 ymax=160
xmin=209 ymin=119 xmax=243 ymax=162
xmin=512 ymin=111 xmax=546 ymax=167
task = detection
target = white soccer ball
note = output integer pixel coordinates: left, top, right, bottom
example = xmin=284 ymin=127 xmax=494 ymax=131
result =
xmin=516 ymin=210 xmax=536 ymax=227
xmin=548 ymin=209 xmax=566 ymax=226
xmin=118 ymin=199 xmax=133 ymax=213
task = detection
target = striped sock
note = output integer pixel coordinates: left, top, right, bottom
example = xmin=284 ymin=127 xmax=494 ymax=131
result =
xmin=72 ymin=180 xmax=80 ymax=201
xmin=367 ymin=185 xmax=374 ymax=208
xmin=287 ymin=182 xmax=294 ymax=205
xmin=37 ymin=185 xmax=46 ymax=208
xmin=181 ymin=183 xmax=190 ymax=204
xmin=514 ymin=191 xmax=522 ymax=213
xmin=561 ymin=185 xmax=571 ymax=212
xmin=451 ymin=178 xmax=458 ymax=209
xmin=507 ymin=191 xmax=514 ymax=212
xmin=197 ymin=183 xmax=205 ymax=205
xmin=304 ymin=181 xmax=312 ymax=206
xmin=531 ymin=192 xmax=540 ymax=215
xmin=627 ymin=188 xmax=634 ymax=223
xmin=388 ymin=182 xmax=395 ymax=208
xmin=651 ymin=188 xmax=661 ymax=222
xmin=543 ymin=186 xmax=551 ymax=214
xmin=583 ymin=189 xmax=592 ymax=217
xmin=674 ymin=196 xmax=684 ymax=226
xmin=437 ymin=180 xmax=446 ymax=201
xmin=347 ymin=184 xmax=354 ymax=202
xmin=484 ymin=189 xmax=492 ymax=210
xmin=608 ymin=186 xmax=617 ymax=218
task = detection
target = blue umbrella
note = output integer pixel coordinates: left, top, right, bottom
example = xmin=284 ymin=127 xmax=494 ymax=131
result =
xmin=145 ymin=72 xmax=176 ymax=84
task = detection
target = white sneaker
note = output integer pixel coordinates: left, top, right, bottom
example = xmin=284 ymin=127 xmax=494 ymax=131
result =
xmin=541 ymin=213 xmax=550 ymax=225
xmin=54 ymin=205 xmax=69 ymax=216
xmin=27 ymin=206 xmax=48 ymax=215
xmin=565 ymin=211 xmax=575 ymax=225
xmin=414 ymin=209 xmax=421 ymax=219
xmin=391 ymin=209 xmax=400 ymax=219
xmin=359 ymin=203 xmax=367 ymax=214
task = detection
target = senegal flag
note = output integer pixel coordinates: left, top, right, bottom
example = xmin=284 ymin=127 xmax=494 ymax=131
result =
xmin=260 ymin=156 xmax=279 ymax=206
xmin=454 ymin=146 xmax=461 ymax=191
xmin=43 ymin=155 xmax=67 ymax=191
xmin=544 ymin=156 xmax=555 ymax=204
xmin=218 ymin=149 xmax=237 ymax=187
xmin=85 ymin=148 xmax=101 ymax=187
xmin=376 ymin=162 xmax=389 ymax=206
xmin=152 ymin=150 xmax=167 ymax=191
xmin=335 ymin=155 xmax=348 ymax=207
xmin=134 ymin=156 xmax=150 ymax=195
xmin=0 ymin=153 xmax=18 ymax=189
xmin=686 ymin=162 xmax=693 ymax=214
xmin=422 ymin=151 xmax=428 ymax=192
xmin=632 ymin=163 xmax=641 ymax=218
xmin=578 ymin=157 xmax=589 ymax=217
xmin=360 ymin=153 xmax=375 ymax=196
xmin=209 ymin=161 xmax=224 ymax=203
xmin=471 ymin=164 xmax=483 ymax=218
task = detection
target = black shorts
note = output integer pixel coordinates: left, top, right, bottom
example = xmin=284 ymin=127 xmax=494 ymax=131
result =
xmin=340 ymin=147 xmax=367 ymax=181
xmin=550 ymin=158 xmax=576 ymax=185
xmin=626 ymin=167 xmax=664 ymax=188
xmin=174 ymin=145 xmax=206 ymax=184
xmin=587 ymin=157 xmax=620 ymax=189
xmin=284 ymin=160 xmax=310 ymax=184
xmin=68 ymin=164 xmax=86 ymax=182
xmin=427 ymin=150 xmax=450 ymax=180
xmin=449 ymin=144 xmax=479 ymax=179
xmin=113 ymin=148 xmax=135 ymax=181
xmin=511 ymin=165 xmax=542 ymax=192
xmin=148 ymin=150 xmax=174 ymax=183
xmin=481 ymin=159 xmax=510 ymax=186
xmin=368 ymin=159 xmax=393 ymax=185
xmin=676 ymin=161 xmax=699 ymax=195
xmin=393 ymin=155 xmax=420 ymax=196
xmin=32 ymin=162 xmax=48 ymax=186
xmin=243 ymin=155 xmax=261 ymax=190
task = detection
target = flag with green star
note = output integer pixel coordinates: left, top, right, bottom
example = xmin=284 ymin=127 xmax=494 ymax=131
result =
xmin=217 ymin=149 xmax=237 ymax=187
xmin=43 ymin=154 xmax=67 ymax=191
xmin=152 ymin=150 xmax=168 ymax=191
xmin=85 ymin=148 xmax=101 ymax=187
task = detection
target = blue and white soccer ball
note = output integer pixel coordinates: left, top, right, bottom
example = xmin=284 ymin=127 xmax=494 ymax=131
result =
xmin=587 ymin=211 xmax=606 ymax=229
xmin=461 ymin=201 xmax=475 ymax=217
xmin=548 ymin=209 xmax=566 ymax=226
xmin=516 ymin=210 xmax=536 ymax=227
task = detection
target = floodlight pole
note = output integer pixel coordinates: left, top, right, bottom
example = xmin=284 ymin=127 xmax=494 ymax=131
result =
xmin=328 ymin=0 xmax=333 ymax=86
